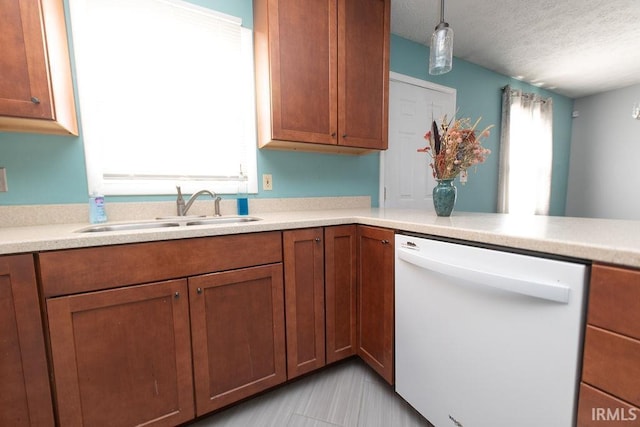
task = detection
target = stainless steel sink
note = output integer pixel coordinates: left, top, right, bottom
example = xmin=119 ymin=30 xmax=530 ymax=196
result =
xmin=185 ymin=216 xmax=261 ymax=226
xmin=75 ymin=216 xmax=262 ymax=233
xmin=77 ymin=221 xmax=181 ymax=233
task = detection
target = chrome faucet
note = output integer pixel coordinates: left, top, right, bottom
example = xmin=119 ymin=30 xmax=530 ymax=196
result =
xmin=176 ymin=186 xmax=222 ymax=216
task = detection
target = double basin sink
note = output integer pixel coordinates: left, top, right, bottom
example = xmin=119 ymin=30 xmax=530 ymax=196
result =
xmin=77 ymin=216 xmax=261 ymax=233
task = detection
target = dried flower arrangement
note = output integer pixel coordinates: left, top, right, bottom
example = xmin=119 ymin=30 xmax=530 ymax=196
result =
xmin=418 ymin=116 xmax=493 ymax=182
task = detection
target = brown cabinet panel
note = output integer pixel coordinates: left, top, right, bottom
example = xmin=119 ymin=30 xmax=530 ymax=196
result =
xmin=0 ymin=0 xmax=52 ymax=118
xmin=254 ymin=0 xmax=389 ymax=153
xmin=577 ymin=383 xmax=640 ymax=427
xmin=263 ymin=0 xmax=337 ymax=145
xmin=189 ymin=264 xmax=286 ymax=414
xmin=325 ymin=225 xmax=357 ymax=363
xmin=39 ymin=232 xmax=282 ymax=297
xmin=284 ymin=228 xmax=326 ymax=379
xmin=582 ymin=325 xmax=640 ymax=407
xmin=338 ymin=0 xmax=389 ymax=149
xmin=47 ymin=279 xmax=194 ymax=427
xmin=589 ymin=264 xmax=640 ymax=340
xmin=357 ymin=225 xmax=394 ymax=384
xmin=0 ymin=0 xmax=77 ymax=135
xmin=0 ymin=254 xmax=54 ymax=427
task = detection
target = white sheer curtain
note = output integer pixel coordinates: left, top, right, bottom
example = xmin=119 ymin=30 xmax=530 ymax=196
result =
xmin=497 ymin=86 xmax=553 ymax=215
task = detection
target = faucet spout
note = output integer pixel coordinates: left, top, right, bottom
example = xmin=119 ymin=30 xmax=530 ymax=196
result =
xmin=176 ymin=186 xmax=221 ymax=216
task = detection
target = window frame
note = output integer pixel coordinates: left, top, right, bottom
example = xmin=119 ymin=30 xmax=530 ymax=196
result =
xmin=68 ymin=0 xmax=258 ymax=196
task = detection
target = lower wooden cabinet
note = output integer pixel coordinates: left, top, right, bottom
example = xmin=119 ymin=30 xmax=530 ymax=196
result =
xmin=283 ymin=228 xmax=326 ymax=379
xmin=41 ymin=232 xmax=286 ymax=426
xmin=578 ymin=263 xmax=640 ymax=426
xmin=189 ymin=264 xmax=286 ymax=414
xmin=283 ymin=226 xmax=359 ymax=378
xmin=577 ymin=383 xmax=640 ymax=427
xmin=325 ymin=225 xmax=357 ymax=363
xmin=37 ymin=227 xmax=395 ymax=425
xmin=0 ymin=254 xmax=54 ymax=427
xmin=357 ymin=225 xmax=394 ymax=384
xmin=47 ymin=279 xmax=195 ymax=427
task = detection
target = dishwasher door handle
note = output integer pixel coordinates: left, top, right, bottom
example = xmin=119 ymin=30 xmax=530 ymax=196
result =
xmin=397 ymin=247 xmax=570 ymax=303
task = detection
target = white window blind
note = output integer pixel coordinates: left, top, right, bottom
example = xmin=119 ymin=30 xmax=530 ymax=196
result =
xmin=69 ymin=0 xmax=258 ymax=195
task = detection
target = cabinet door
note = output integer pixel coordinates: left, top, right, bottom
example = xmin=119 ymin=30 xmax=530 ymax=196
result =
xmin=338 ymin=0 xmax=390 ymax=149
xmin=0 ymin=0 xmax=77 ymax=134
xmin=0 ymin=0 xmax=53 ymax=119
xmin=325 ymin=225 xmax=357 ymax=363
xmin=284 ymin=228 xmax=326 ymax=378
xmin=0 ymin=254 xmax=54 ymax=427
xmin=357 ymin=225 xmax=394 ymax=384
xmin=47 ymin=280 xmax=194 ymax=427
xmin=189 ymin=264 xmax=286 ymax=414
xmin=265 ymin=0 xmax=338 ymax=145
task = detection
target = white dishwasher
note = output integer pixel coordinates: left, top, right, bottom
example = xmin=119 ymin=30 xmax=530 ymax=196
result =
xmin=395 ymin=234 xmax=588 ymax=427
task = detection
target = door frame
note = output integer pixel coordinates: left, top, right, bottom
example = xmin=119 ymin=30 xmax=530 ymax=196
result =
xmin=379 ymin=72 xmax=456 ymax=208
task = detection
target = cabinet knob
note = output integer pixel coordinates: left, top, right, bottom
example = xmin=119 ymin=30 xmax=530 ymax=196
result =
xmin=381 ymin=239 xmax=390 ymax=245
xmin=342 ymin=134 xmax=347 ymax=138
xmin=31 ymin=97 xmax=40 ymax=104
xmin=331 ymin=132 xmax=336 ymax=138
xmin=174 ymin=292 xmax=180 ymax=299
xmin=315 ymin=237 xmax=321 ymax=243
xmin=197 ymin=287 xmax=202 ymax=294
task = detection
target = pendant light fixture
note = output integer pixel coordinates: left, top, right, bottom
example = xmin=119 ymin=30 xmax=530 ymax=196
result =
xmin=429 ymin=0 xmax=454 ymax=75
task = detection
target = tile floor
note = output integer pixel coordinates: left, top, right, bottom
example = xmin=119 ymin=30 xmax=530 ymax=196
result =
xmin=188 ymin=358 xmax=433 ymax=427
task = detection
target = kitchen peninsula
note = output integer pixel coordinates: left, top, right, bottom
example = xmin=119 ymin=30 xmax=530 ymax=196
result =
xmin=1 ymin=204 xmax=639 ymax=267
xmin=1 ymin=199 xmax=639 ymax=426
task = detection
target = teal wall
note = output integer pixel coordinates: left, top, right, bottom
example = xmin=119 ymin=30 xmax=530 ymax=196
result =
xmin=0 ymin=0 xmax=573 ymax=215
xmin=390 ymin=35 xmax=574 ymax=215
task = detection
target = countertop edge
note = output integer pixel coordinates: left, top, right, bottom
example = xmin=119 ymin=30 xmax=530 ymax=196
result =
xmin=1 ymin=209 xmax=639 ymax=269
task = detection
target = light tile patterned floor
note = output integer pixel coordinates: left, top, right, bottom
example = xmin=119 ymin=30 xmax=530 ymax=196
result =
xmin=189 ymin=358 xmax=433 ymax=427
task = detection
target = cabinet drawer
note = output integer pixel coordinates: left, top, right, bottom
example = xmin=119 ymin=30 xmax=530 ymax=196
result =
xmin=589 ymin=264 xmax=640 ymax=340
xmin=582 ymin=326 xmax=640 ymax=407
xmin=577 ymin=383 xmax=640 ymax=427
xmin=39 ymin=232 xmax=282 ymax=297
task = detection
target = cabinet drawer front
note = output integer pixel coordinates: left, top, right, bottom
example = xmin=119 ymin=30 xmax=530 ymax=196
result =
xmin=39 ymin=231 xmax=282 ymax=297
xmin=589 ymin=264 xmax=640 ymax=340
xmin=582 ymin=326 xmax=640 ymax=407
xmin=577 ymin=383 xmax=640 ymax=427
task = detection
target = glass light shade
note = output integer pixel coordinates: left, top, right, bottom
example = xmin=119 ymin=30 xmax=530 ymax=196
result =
xmin=429 ymin=24 xmax=453 ymax=75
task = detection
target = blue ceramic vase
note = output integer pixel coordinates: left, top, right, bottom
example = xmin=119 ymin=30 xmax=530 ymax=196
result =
xmin=433 ymin=179 xmax=457 ymax=216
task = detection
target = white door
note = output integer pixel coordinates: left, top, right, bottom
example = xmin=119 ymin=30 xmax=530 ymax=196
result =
xmin=381 ymin=73 xmax=456 ymax=209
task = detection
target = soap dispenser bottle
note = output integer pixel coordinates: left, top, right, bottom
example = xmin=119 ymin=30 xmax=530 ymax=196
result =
xmin=237 ymin=167 xmax=248 ymax=215
xmin=89 ymin=192 xmax=107 ymax=223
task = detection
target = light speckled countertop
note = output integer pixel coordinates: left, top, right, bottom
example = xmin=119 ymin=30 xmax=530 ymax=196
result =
xmin=1 ymin=207 xmax=639 ymax=269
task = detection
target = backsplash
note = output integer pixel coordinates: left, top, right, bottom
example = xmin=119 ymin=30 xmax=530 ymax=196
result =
xmin=0 ymin=196 xmax=370 ymax=227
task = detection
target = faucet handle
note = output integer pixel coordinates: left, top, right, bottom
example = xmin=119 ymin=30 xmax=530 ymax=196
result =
xmin=176 ymin=185 xmax=186 ymax=216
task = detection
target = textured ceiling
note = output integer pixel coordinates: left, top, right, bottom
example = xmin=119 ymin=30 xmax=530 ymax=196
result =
xmin=391 ymin=0 xmax=640 ymax=98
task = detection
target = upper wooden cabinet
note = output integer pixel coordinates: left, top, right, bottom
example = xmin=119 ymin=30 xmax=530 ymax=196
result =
xmin=254 ymin=0 xmax=390 ymax=154
xmin=0 ymin=0 xmax=78 ymax=135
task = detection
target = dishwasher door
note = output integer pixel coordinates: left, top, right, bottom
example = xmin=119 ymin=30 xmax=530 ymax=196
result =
xmin=395 ymin=234 xmax=587 ymax=427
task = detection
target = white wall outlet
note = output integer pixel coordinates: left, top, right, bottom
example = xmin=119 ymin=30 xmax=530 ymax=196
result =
xmin=262 ymin=174 xmax=273 ymax=191
xmin=0 ymin=168 xmax=7 ymax=192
